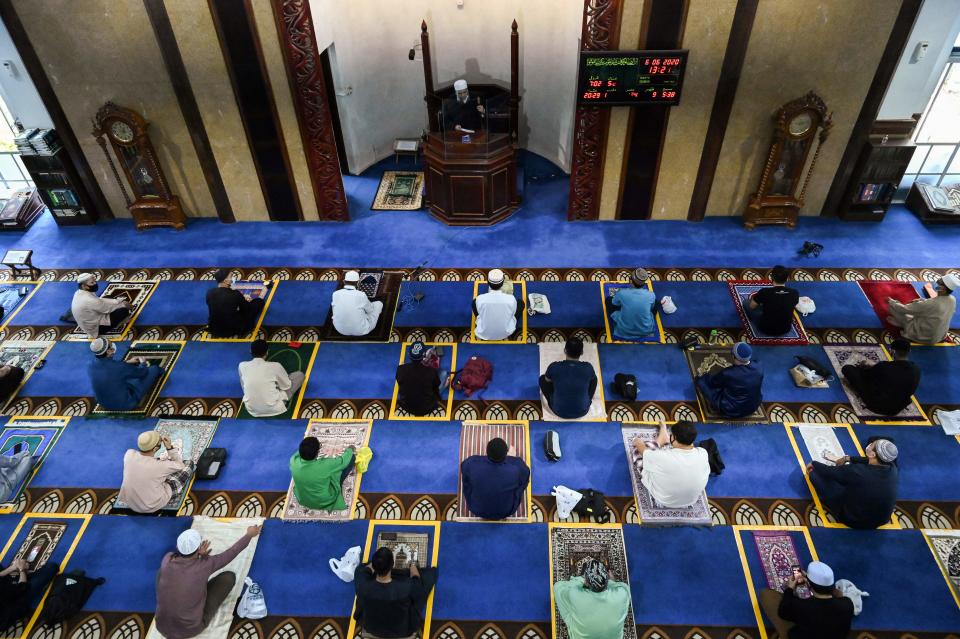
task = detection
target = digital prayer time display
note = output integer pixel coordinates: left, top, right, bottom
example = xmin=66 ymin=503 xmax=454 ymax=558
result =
xmin=577 ymin=50 xmax=688 ymax=106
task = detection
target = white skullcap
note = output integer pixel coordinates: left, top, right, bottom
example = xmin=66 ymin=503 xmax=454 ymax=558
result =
xmin=806 ymin=561 xmax=834 ymax=587
xmin=873 ymin=438 xmax=898 ymax=463
xmin=176 ymin=529 xmax=202 ymax=555
xmin=454 ymin=79 xmax=468 ymax=91
xmin=487 ymin=269 xmax=505 ymax=285
xmin=137 ymin=431 xmax=160 ymax=452
xmin=90 ymin=337 xmax=112 ymax=356
xmin=942 ymin=274 xmax=960 ymax=291
xmin=77 ymin=273 xmax=96 ymax=284
xmin=344 ymin=270 xmax=360 ymax=283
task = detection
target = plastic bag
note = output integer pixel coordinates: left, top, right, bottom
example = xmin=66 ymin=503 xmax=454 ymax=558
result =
xmin=835 ymin=578 xmax=869 ymax=616
xmin=551 ymin=485 xmax=584 ymax=519
xmin=236 ymin=577 xmax=267 ymax=619
xmin=329 ymin=545 xmax=363 ymax=582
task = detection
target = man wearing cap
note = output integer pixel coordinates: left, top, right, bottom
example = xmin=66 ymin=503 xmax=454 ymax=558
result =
xmin=886 ymin=274 xmax=959 ymax=344
xmin=205 ymin=268 xmax=267 ymax=338
xmin=841 ymin=337 xmax=920 ymax=415
xmin=331 ymin=270 xmax=383 ymax=337
xmin=71 ymin=273 xmax=131 ymax=338
xmin=441 ymin=79 xmax=484 ymax=133
xmin=460 ymin=437 xmax=530 ymax=520
xmin=473 ymin=269 xmax=522 ymax=341
xmin=394 ymin=341 xmax=442 ymax=416
xmin=609 ymin=268 xmax=658 ymax=340
xmin=117 ymin=431 xmax=191 ymax=514
xmin=808 ymin=436 xmax=899 ymax=529
xmin=759 ymin=560 xmax=853 ymax=639
xmin=155 ymin=523 xmax=262 ymax=639
xmin=695 ymin=342 xmax=764 ymax=419
xmin=747 ymin=265 xmax=800 ymax=336
xmin=554 ymin=559 xmax=631 ymax=639
xmin=88 ymin=338 xmax=163 ymax=411
xmin=238 ymin=339 xmax=304 ymax=417
xmin=540 ymin=337 xmax=598 ymax=419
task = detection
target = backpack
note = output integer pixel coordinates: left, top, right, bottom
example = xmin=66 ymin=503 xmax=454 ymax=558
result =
xmin=573 ymin=489 xmax=611 ymax=524
xmin=697 ymin=438 xmax=725 ymax=476
xmin=613 ymin=373 xmax=637 ymax=401
xmin=40 ymin=570 xmax=104 ymax=624
xmin=453 ymin=356 xmax=493 ymax=397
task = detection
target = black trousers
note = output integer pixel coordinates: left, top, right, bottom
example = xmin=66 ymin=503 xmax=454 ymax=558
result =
xmin=108 ymin=306 xmax=132 ymax=328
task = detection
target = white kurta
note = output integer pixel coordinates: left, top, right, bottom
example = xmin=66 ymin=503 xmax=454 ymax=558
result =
xmin=238 ymin=357 xmax=292 ymax=417
xmin=71 ymin=289 xmax=124 ymax=338
xmin=331 ymin=285 xmax=383 ymax=336
xmin=475 ymin=290 xmax=517 ymax=341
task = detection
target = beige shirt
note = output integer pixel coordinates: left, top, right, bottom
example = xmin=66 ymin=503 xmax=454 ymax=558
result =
xmin=71 ymin=289 xmax=124 ymax=338
xmin=238 ymin=357 xmax=292 ymax=417
xmin=118 ymin=448 xmax=185 ymax=513
xmin=890 ymin=295 xmax=956 ymax=344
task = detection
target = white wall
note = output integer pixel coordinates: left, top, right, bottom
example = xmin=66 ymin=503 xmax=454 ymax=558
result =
xmin=308 ymin=0 xmax=582 ymax=173
xmin=0 ymin=17 xmax=52 ymax=129
xmin=878 ymin=0 xmax=960 ymax=119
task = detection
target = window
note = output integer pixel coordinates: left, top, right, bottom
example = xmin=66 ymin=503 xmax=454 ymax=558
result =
xmin=0 ymin=95 xmax=33 ymax=191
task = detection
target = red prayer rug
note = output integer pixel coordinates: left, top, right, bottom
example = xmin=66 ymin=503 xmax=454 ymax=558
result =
xmin=858 ymin=280 xmax=919 ymax=333
xmin=752 ymin=530 xmax=810 ymax=598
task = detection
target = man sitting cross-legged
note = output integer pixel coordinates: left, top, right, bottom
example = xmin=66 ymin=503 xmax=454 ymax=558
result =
xmin=118 ymin=431 xmax=192 ymax=514
xmin=289 ymin=436 xmax=356 ymax=512
xmin=461 ymin=437 xmax=530 ymax=520
xmin=206 ymin=268 xmax=267 ymax=339
xmin=0 ymin=557 xmax=60 ymax=631
xmin=354 ymin=547 xmax=438 ymax=639
xmin=395 ymin=341 xmax=443 ymax=416
xmin=554 ymin=559 xmax=631 ymax=639
xmin=840 ymin=338 xmax=920 ymax=416
xmin=540 ymin=337 xmax=598 ymax=419
xmin=695 ymin=342 xmax=763 ymax=419
xmin=746 ymin=265 xmax=800 ymax=336
xmin=609 ymin=267 xmax=659 ymax=340
xmin=886 ymin=274 xmax=958 ymax=344
xmin=89 ymin=338 xmax=163 ymax=411
xmin=332 ymin=270 xmax=384 ymax=337
xmin=238 ymin=340 xmax=304 ymax=417
xmin=759 ymin=561 xmax=853 ymax=639
xmin=71 ymin=272 xmax=131 ymax=338
xmin=473 ymin=269 xmax=523 ymax=341
xmin=633 ymin=419 xmax=710 ymax=508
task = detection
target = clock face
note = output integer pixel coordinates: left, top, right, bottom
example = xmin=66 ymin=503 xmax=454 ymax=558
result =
xmin=788 ymin=112 xmax=813 ymax=136
xmin=110 ymin=121 xmax=135 ymax=144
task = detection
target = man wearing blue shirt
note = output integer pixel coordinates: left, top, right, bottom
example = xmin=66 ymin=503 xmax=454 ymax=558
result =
xmin=460 ymin=437 xmax=530 ymax=520
xmin=695 ymin=342 xmax=763 ymax=418
xmin=609 ymin=267 xmax=658 ymax=340
xmin=540 ymin=338 xmax=598 ymax=419
xmin=88 ymin=337 xmax=163 ymax=411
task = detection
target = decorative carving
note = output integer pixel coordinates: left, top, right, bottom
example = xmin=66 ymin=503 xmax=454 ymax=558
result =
xmin=272 ymin=0 xmax=349 ymax=221
xmin=567 ymin=0 xmax=623 ymax=221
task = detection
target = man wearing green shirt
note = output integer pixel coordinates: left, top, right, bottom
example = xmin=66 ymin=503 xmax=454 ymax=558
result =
xmin=289 ymin=437 xmax=356 ymax=511
xmin=554 ymin=559 xmax=631 ymax=639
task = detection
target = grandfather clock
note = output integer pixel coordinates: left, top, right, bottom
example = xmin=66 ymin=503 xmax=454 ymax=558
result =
xmin=93 ymin=102 xmax=186 ymax=230
xmin=744 ymin=92 xmax=831 ymax=229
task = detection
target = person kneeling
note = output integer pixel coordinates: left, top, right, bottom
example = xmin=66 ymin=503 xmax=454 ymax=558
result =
xmin=609 ymin=267 xmax=658 ymax=340
xmin=290 ymin=436 xmax=356 ymax=512
xmin=473 ymin=269 xmax=522 ymax=341
xmin=841 ymin=338 xmax=920 ymax=416
xmin=206 ymin=268 xmax=267 ymax=339
xmin=633 ymin=419 xmax=710 ymax=508
xmin=540 ymin=338 xmax=597 ymax=419
xmin=395 ymin=341 xmax=442 ymax=416
xmin=695 ymin=342 xmax=763 ymax=419
xmin=759 ymin=561 xmax=853 ymax=639
xmin=354 ymin=547 xmax=437 ymax=639
xmin=0 ymin=445 xmax=33 ymax=503
xmin=808 ymin=437 xmax=898 ymax=530
xmin=746 ymin=265 xmax=799 ymax=336
xmin=554 ymin=559 xmax=631 ymax=639
xmin=118 ymin=431 xmax=191 ymax=514
xmin=332 ymin=270 xmax=384 ymax=337
xmin=239 ymin=340 xmax=304 ymax=417
xmin=461 ymin=437 xmax=530 ymax=520
xmin=89 ymin=338 xmax=163 ymax=411
xmin=0 ymin=557 xmax=60 ymax=631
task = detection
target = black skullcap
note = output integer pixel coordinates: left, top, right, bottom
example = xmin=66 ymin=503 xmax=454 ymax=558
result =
xmin=213 ymin=268 xmax=231 ymax=283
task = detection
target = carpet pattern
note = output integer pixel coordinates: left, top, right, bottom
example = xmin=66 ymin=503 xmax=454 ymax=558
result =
xmin=66 ymin=281 xmax=156 ymax=340
xmin=797 ymin=424 xmax=845 ymax=465
xmin=685 ymin=346 xmax=766 ymax=423
xmin=92 ymin=342 xmax=182 ymax=415
xmin=371 ymin=171 xmax=424 ymax=210
xmin=11 ymin=520 xmax=66 ymax=572
xmin=728 ymin=281 xmax=808 ymax=345
xmin=752 ymin=530 xmax=810 ymax=598
xmin=375 ymin=531 xmax=429 ymax=569
xmin=0 ymin=419 xmax=64 ymax=507
xmin=926 ymin=530 xmax=960 ymax=599
xmin=0 ymin=340 xmax=52 ymax=405
xmin=859 ymin=280 xmax=920 ymax=333
xmin=825 ymin=345 xmax=926 ymax=421
xmin=456 ymin=421 xmax=529 ymax=521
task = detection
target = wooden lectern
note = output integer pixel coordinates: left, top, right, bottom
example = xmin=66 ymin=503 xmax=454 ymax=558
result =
xmin=420 ymin=20 xmax=521 ymax=226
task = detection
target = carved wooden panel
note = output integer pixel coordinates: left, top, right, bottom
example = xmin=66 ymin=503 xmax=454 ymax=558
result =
xmin=567 ymin=0 xmax=623 ymax=221
xmin=272 ymin=0 xmax=349 ymax=221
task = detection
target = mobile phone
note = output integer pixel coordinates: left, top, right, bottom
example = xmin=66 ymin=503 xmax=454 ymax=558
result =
xmin=791 ymin=564 xmax=804 ymax=581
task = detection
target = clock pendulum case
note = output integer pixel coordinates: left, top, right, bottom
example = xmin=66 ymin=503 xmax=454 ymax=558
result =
xmin=92 ymin=102 xmax=186 ymax=230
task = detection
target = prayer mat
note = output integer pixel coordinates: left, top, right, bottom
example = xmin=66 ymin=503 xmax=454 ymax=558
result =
xmin=371 ymin=171 xmax=425 ymax=210
xmin=65 ymin=281 xmax=156 ymax=340
xmin=12 ymin=520 xmax=67 ymax=572
xmin=0 ymin=340 xmax=52 ymax=405
xmin=797 ymin=424 xmax=845 ymax=465
xmin=550 ymin=526 xmax=637 ymax=639
xmin=0 ymin=282 xmax=37 ymax=328
xmin=728 ymin=281 xmax=808 ymax=345
xmin=376 ymin=531 xmax=429 ymax=569
xmin=320 ymin=271 xmax=402 ymax=342
xmin=145 ymin=516 xmax=263 ymax=639
xmin=539 ymin=342 xmax=606 ymax=422
xmin=456 ymin=421 xmax=530 ymax=521
xmin=471 ymin=280 xmax=527 ymax=343
xmin=620 ymin=425 xmax=712 ymax=526
xmin=858 ymin=280 xmax=920 ymax=333
xmin=282 ymin=419 xmax=371 ymax=522
xmin=685 ymin=346 xmax=766 ymax=423
xmin=112 ymin=417 xmax=219 ymax=515
xmin=926 ymin=530 xmax=960 ymax=600
xmin=752 ymin=530 xmax=811 ymax=598
xmin=91 ymin=342 xmax=182 ymax=415
xmin=600 ymin=281 xmax=664 ymax=343
xmin=356 ymin=271 xmax=383 ymax=299
xmin=824 ymin=345 xmax=926 ymax=422
xmin=236 ymin=342 xmax=315 ymax=419
xmin=201 ymin=280 xmax=273 ymax=341
xmin=0 ymin=420 xmax=65 ymax=507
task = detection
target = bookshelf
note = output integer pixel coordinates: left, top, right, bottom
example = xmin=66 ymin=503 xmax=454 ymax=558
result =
xmin=19 ymin=147 xmax=99 ymax=226
xmin=838 ymin=137 xmax=915 ymax=221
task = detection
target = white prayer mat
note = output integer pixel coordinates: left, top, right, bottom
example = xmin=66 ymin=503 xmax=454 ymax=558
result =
xmin=798 ymin=424 xmax=845 ymax=465
xmin=146 ymin=516 xmax=263 ymax=639
xmin=538 ymin=342 xmax=606 ymax=422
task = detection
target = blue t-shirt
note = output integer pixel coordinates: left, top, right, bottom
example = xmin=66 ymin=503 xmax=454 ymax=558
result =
xmin=611 ymin=287 xmax=656 ymax=338
xmin=89 ymin=356 xmax=162 ymax=411
xmin=460 ymin=455 xmax=530 ymax=519
xmin=544 ymin=360 xmax=597 ymax=419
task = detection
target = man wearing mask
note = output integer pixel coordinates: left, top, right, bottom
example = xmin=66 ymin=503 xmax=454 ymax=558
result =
xmin=71 ymin=273 xmax=131 ymax=338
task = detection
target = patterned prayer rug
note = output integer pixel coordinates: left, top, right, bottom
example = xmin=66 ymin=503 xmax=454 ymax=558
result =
xmin=858 ymin=280 xmax=920 ymax=333
xmin=685 ymin=346 xmax=766 ymax=423
xmin=319 ymin=271 xmax=402 ymax=342
xmin=728 ymin=281 xmax=808 ymax=345
xmin=12 ymin=521 xmax=67 ymax=572
xmin=824 ymin=345 xmax=926 ymax=422
xmin=371 ymin=171 xmax=425 ymax=210
xmin=456 ymin=421 xmax=529 ymax=521
xmin=601 ymin=281 xmax=664 ymax=343
xmin=797 ymin=424 xmax=845 ymax=465
xmin=752 ymin=530 xmax=811 ymax=598
xmin=550 ymin=526 xmax=637 ymax=639
xmin=236 ymin=342 xmax=315 ymax=419
xmin=926 ymin=530 xmax=960 ymax=600
xmin=201 ymin=280 xmax=272 ymax=341
xmin=539 ymin=342 xmax=606 ymax=422
xmin=620 ymin=425 xmax=712 ymax=526
xmin=282 ymin=419 xmax=371 ymax=522
xmin=376 ymin=531 xmax=429 ymax=569
xmin=91 ymin=342 xmax=182 ymax=415
xmin=0 ymin=340 xmax=52 ymax=405
xmin=0 ymin=419 xmax=65 ymax=507
xmin=0 ymin=283 xmax=36 ymax=328
xmin=66 ymin=281 xmax=156 ymax=340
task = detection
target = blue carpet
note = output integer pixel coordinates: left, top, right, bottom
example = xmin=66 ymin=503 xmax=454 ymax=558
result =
xmin=263 ymin=281 xmax=337 ymax=326
xmin=852 ymin=424 xmax=960 ymax=502
xmin=247 ymin=518 xmax=368 ymax=617
xmin=6 ymin=281 xmax=75 ymax=326
xmin=134 ymin=281 xmax=210 ymax=326
xmin=625 ymin=526 xmax=757 ymax=628
xmin=392 ymin=282 xmax=473 ymax=327
xmin=361 ymin=420 xmax=459 ymax=494
xmin=810 ymin=527 xmax=960 ymax=632
xmin=529 ymin=421 xmax=632 ymax=497
xmin=909 ymin=346 xmax=960 ymax=404
xmin=738 ymin=527 xmax=814 ymax=596
xmin=454 ymin=344 xmax=540 ymax=400
xmin=304 ymin=343 xmax=401 ymax=399
xmin=19 ymin=341 xmax=96 ymax=397
xmin=69 ymin=515 xmax=185 ymax=612
xmin=599 ymin=344 xmax=694 ymax=401
xmin=434 ymin=522 xmax=549 ymax=622
xmin=654 ymin=282 xmax=740 ymax=329
xmin=792 ymin=282 xmax=881 ymax=328
xmin=0 ymin=514 xmax=21 ymax=549
xmin=749 ymin=346 xmax=849 ymax=403
xmin=202 ymin=419 xmax=306 ymax=492
xmin=701 ymin=423 xmax=806 ymax=499
xmin=526 ymin=282 xmax=604 ymax=328
xmin=160 ymin=342 xmax=249 ymax=397
xmin=0 ymin=514 xmax=85 ymax=569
